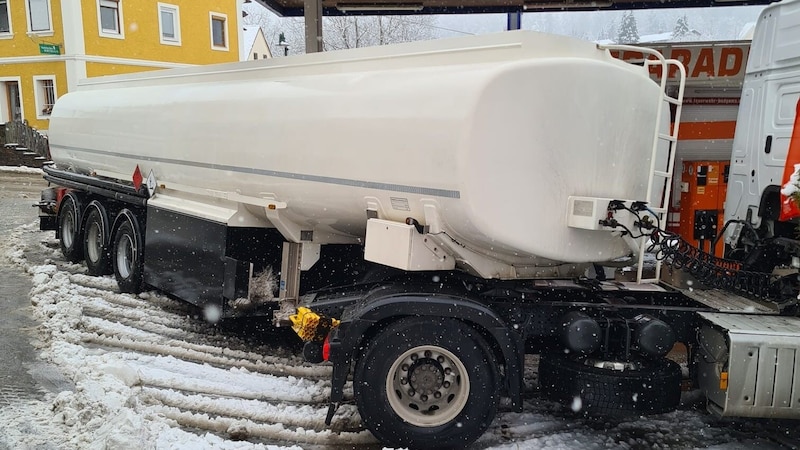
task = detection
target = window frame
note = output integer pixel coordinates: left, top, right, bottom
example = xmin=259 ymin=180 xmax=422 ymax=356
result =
xmin=33 ymin=75 xmax=57 ymax=120
xmin=0 ymin=0 xmax=12 ymax=37
xmin=26 ymin=0 xmax=53 ymax=35
xmin=157 ymin=2 xmax=180 ymax=46
xmin=97 ymin=0 xmax=124 ymax=39
xmin=209 ymin=12 xmax=228 ymax=51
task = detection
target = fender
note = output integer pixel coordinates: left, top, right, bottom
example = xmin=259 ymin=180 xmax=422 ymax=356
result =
xmin=83 ymin=200 xmax=112 ymax=247
xmin=324 ymin=289 xmax=525 ymax=423
xmin=56 ymin=191 xmax=85 ymax=240
xmin=111 ymin=208 xmax=145 ymax=258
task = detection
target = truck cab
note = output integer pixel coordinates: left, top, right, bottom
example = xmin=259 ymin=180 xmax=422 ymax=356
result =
xmin=726 ymin=0 xmax=800 ymax=245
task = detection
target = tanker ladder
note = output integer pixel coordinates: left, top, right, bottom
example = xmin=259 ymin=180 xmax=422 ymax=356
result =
xmin=594 ymin=44 xmax=687 ymax=285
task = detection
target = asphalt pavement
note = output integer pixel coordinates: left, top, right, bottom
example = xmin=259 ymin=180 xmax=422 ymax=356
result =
xmin=0 ymin=173 xmax=73 ymax=411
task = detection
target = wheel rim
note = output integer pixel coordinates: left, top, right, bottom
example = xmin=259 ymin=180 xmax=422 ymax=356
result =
xmin=116 ymin=233 xmax=135 ymax=279
xmin=62 ymin=209 xmax=75 ymax=249
xmin=386 ymin=345 xmax=470 ymax=427
xmin=86 ymin=221 xmax=102 ymax=263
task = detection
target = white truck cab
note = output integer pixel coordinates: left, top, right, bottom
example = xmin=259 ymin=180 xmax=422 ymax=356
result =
xmin=726 ymin=0 xmax=800 ymax=242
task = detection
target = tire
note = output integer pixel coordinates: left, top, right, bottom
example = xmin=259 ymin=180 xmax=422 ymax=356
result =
xmin=538 ymin=353 xmax=681 ymax=417
xmin=82 ymin=201 xmax=112 ymax=276
xmin=111 ymin=210 xmax=144 ymax=294
xmin=57 ymin=193 xmax=84 ymax=262
xmin=354 ymin=317 xmax=499 ymax=449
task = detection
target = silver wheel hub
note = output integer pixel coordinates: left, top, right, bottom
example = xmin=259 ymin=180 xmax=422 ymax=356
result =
xmin=87 ymin=222 xmax=102 ymax=262
xmin=62 ymin=211 xmax=75 ymax=248
xmin=386 ymin=345 xmax=469 ymax=427
xmin=116 ymin=234 xmax=134 ymax=278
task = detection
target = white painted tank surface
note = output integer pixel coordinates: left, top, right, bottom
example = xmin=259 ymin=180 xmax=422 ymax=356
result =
xmin=48 ymin=31 xmax=664 ymax=271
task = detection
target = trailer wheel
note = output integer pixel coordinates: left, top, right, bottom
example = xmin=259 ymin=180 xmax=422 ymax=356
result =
xmin=538 ymin=353 xmax=681 ymax=417
xmin=57 ymin=193 xmax=84 ymax=262
xmin=82 ymin=201 xmax=112 ymax=276
xmin=354 ymin=317 xmax=499 ymax=449
xmin=112 ymin=210 xmax=144 ymax=293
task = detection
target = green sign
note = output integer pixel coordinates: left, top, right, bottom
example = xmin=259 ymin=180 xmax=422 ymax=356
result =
xmin=39 ymin=43 xmax=60 ymax=55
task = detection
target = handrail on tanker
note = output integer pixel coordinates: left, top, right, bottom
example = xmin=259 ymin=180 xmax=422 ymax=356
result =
xmin=597 ymin=44 xmax=687 ymax=285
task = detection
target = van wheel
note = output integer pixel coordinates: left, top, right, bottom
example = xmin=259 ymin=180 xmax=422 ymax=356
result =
xmin=354 ymin=317 xmax=499 ymax=449
xmin=58 ymin=193 xmax=84 ymax=262
xmin=538 ymin=353 xmax=681 ymax=417
xmin=82 ymin=201 xmax=112 ymax=276
xmin=112 ymin=210 xmax=144 ymax=293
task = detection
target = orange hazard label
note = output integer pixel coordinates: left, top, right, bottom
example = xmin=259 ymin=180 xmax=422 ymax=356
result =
xmin=697 ymin=187 xmax=706 ymax=195
xmin=709 ymin=177 xmax=719 ymax=184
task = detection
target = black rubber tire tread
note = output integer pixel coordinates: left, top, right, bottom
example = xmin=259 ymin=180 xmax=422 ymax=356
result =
xmin=354 ymin=317 xmax=500 ymax=449
xmin=538 ymin=353 xmax=682 ymax=417
xmin=111 ymin=210 xmax=144 ymax=294
xmin=82 ymin=201 xmax=112 ymax=276
xmin=57 ymin=193 xmax=84 ymax=263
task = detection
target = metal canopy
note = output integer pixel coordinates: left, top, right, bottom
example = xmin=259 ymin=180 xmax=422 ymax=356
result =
xmin=255 ymin=0 xmax=773 ymax=17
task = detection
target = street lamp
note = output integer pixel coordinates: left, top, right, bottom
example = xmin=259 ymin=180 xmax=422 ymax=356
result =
xmin=277 ymin=32 xmax=289 ymax=56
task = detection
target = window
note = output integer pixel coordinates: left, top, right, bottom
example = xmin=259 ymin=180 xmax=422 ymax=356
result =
xmin=0 ymin=0 xmax=11 ymax=35
xmin=253 ymin=53 xmax=258 ymax=60
xmin=158 ymin=3 xmax=180 ymax=45
xmin=34 ymin=76 xmax=56 ymax=118
xmin=27 ymin=0 xmax=52 ymax=33
xmin=98 ymin=0 xmax=123 ymax=37
xmin=210 ymin=13 xmax=227 ymax=50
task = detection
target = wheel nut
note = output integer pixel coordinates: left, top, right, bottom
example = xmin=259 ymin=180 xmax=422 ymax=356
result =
xmin=437 ymin=356 xmax=445 ymax=363
xmin=408 ymin=390 xmax=415 ymax=396
xmin=411 ymin=354 xmax=418 ymax=361
xmin=434 ymin=391 xmax=442 ymax=399
xmin=421 ymin=394 xmax=428 ymax=402
xmin=400 ymin=378 xmax=407 ymax=385
xmin=445 ymin=368 xmax=452 ymax=375
xmin=424 ymin=350 xmax=432 ymax=358
xmin=402 ymin=364 xmax=409 ymax=371
xmin=443 ymin=381 xmax=450 ymax=388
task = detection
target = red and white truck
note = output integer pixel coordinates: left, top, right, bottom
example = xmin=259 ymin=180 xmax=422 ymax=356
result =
xmin=37 ymin=0 xmax=800 ymax=447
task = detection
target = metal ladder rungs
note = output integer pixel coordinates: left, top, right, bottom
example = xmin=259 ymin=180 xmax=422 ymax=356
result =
xmin=658 ymin=133 xmax=677 ymax=142
xmin=664 ymin=96 xmax=682 ymax=106
xmin=654 ymin=170 xmax=672 ymax=177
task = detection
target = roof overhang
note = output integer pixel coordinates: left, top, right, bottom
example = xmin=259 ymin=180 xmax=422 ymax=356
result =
xmin=255 ymin=0 xmax=774 ymax=17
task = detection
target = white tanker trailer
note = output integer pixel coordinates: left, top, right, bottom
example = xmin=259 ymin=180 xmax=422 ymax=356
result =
xmin=38 ymin=22 xmax=800 ymax=450
xmin=47 ymin=30 xmax=669 ymax=284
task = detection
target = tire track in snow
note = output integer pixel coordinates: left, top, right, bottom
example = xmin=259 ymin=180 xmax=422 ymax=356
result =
xmin=9 ymin=218 xmax=368 ymax=447
xmin=148 ymin=405 xmax=376 ymax=446
xmin=78 ymin=297 xmax=300 ymax=360
xmin=140 ymin=387 xmax=362 ymax=432
xmin=76 ymin=316 xmax=330 ymax=380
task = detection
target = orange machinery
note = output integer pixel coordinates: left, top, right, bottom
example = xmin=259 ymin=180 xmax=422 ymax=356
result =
xmin=677 ymin=160 xmax=729 ymax=257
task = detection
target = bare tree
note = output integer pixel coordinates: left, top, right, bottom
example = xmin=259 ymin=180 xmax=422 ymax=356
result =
xmin=323 ymin=16 xmax=438 ymax=51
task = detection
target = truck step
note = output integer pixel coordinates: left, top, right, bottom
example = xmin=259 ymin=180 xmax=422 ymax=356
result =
xmin=698 ymin=312 xmax=800 ymax=419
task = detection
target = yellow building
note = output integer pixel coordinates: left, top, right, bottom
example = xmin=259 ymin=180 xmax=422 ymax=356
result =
xmin=0 ymin=0 xmax=243 ymax=131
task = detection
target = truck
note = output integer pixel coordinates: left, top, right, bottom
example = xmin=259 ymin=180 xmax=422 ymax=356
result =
xmin=36 ymin=0 xmax=800 ymax=447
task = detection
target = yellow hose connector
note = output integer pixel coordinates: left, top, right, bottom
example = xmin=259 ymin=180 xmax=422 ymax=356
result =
xmin=290 ymin=306 xmax=341 ymax=342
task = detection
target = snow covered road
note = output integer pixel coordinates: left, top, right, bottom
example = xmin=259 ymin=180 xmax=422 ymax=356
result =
xmin=1 ymin=170 xmax=799 ymax=449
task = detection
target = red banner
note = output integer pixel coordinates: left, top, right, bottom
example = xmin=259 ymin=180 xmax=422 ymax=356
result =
xmin=779 ymin=99 xmax=800 ymax=221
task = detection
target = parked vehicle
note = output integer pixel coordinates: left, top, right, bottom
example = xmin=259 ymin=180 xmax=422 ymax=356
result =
xmin=38 ymin=2 xmax=800 ymax=447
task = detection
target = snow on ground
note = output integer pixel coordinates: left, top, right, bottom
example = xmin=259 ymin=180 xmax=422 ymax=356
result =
xmin=0 ymin=165 xmax=44 ymax=175
xmin=1 ymin=218 xmax=799 ymax=449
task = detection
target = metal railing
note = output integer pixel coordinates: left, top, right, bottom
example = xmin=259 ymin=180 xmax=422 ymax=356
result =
xmin=2 ymin=120 xmax=51 ymax=161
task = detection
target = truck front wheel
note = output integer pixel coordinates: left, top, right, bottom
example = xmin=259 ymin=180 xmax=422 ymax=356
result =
xmin=354 ymin=317 xmax=499 ymax=449
xmin=57 ymin=193 xmax=84 ymax=262
xmin=112 ymin=210 xmax=144 ymax=293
